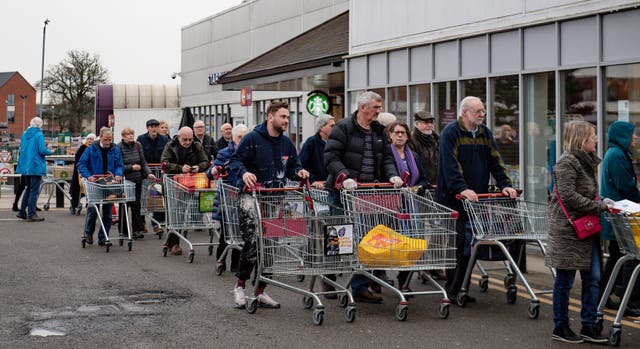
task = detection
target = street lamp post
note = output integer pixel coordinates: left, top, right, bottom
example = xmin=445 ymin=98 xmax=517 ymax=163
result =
xmin=39 ymin=19 xmax=50 ymax=118
xmin=20 ymin=95 xmax=27 ymax=131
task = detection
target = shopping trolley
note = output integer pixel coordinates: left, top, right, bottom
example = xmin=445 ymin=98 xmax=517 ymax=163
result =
xmin=216 ymin=181 xmax=243 ymax=275
xmin=140 ymin=164 xmax=165 ymax=238
xmin=81 ymin=176 xmax=136 ymax=252
xmin=340 ymin=183 xmax=458 ymax=321
xmin=456 ymin=193 xmax=551 ymax=319
xmin=597 ymin=210 xmax=640 ymax=346
xmin=40 ymin=177 xmax=72 ymax=211
xmin=244 ymin=183 xmax=356 ymax=326
xmin=162 ymin=174 xmax=218 ymax=263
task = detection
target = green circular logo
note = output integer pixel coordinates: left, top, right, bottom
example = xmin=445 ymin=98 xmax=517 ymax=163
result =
xmin=306 ymin=91 xmax=330 ymax=116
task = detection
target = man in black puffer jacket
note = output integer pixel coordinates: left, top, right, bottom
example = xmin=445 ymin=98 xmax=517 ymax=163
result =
xmin=324 ymin=91 xmax=402 ymax=304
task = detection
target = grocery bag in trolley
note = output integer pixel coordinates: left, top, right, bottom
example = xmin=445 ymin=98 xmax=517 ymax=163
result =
xmin=357 ymin=224 xmax=427 ymax=267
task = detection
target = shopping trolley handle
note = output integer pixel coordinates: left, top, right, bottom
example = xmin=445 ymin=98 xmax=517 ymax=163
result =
xmin=455 ymin=191 xmax=522 ymax=200
xmin=607 ymin=207 xmax=622 ymax=214
xmin=243 ymin=182 xmax=302 ymax=194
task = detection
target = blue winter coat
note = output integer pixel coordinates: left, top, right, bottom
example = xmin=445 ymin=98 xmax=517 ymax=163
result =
xmin=299 ymin=133 xmax=328 ymax=183
xmin=600 ymin=121 xmax=640 ymax=240
xmin=229 ymin=122 xmax=303 ymax=190
xmin=16 ymin=127 xmax=52 ymax=176
xmin=77 ymin=142 xmax=124 ymax=178
xmin=136 ymin=132 xmax=169 ymax=164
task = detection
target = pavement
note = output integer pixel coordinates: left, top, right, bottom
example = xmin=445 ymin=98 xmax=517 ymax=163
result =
xmin=1 ymin=184 xmax=640 ymax=348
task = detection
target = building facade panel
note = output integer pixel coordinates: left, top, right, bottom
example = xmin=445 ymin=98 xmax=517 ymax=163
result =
xmin=490 ymin=30 xmax=521 ymax=74
xmin=434 ymin=41 xmax=458 ymax=80
xmin=461 ymin=35 xmax=488 ymax=77
xmin=410 ymin=45 xmax=432 ymax=82
xmin=523 ymin=24 xmax=556 ymax=70
xmin=560 ymin=16 xmax=598 ymax=66
xmin=348 ymin=56 xmax=367 ymax=88
xmin=368 ymin=53 xmax=387 ymax=86
xmin=388 ymin=49 xmax=408 ymax=85
xmin=602 ymin=9 xmax=640 ymax=63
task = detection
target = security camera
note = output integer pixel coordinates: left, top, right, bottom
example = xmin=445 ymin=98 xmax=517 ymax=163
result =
xmin=171 ymin=72 xmax=177 ymax=79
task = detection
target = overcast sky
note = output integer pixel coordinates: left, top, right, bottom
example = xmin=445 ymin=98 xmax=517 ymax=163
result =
xmin=0 ymin=0 xmax=242 ymax=96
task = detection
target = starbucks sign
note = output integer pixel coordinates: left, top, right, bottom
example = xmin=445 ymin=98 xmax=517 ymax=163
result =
xmin=306 ymin=90 xmax=331 ymax=116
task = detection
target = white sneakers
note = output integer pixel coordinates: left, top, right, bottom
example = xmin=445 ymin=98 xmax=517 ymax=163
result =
xmin=234 ymin=286 xmax=246 ymax=307
xmin=233 ymin=287 xmax=280 ymax=309
xmin=257 ymin=292 xmax=281 ymax=308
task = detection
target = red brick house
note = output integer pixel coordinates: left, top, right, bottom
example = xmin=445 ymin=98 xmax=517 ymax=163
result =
xmin=0 ymin=72 xmax=36 ymax=138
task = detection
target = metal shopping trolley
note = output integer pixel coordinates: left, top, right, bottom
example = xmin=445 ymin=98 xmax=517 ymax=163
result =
xmin=216 ymin=182 xmax=243 ymax=275
xmin=597 ymin=210 xmax=640 ymax=346
xmin=456 ymin=193 xmax=551 ymax=319
xmin=341 ymin=183 xmax=458 ymax=321
xmin=244 ymin=184 xmax=356 ymax=326
xmin=162 ymin=174 xmax=218 ymax=263
xmin=140 ymin=164 xmax=165 ymax=238
xmin=81 ymin=176 xmax=136 ymax=252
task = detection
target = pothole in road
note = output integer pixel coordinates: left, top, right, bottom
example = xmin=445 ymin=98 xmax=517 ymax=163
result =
xmin=26 ymin=289 xmax=191 ymax=337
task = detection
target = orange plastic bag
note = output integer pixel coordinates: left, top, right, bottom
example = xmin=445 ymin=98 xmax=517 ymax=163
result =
xmin=357 ymin=224 xmax=427 ymax=268
xmin=175 ymin=172 xmax=209 ymax=189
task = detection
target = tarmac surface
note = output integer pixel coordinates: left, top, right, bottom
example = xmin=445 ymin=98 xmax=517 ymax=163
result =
xmin=1 ymin=183 xmax=640 ymax=348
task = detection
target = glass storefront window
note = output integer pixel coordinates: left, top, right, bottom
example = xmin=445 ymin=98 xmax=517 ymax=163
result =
xmin=388 ymin=86 xmax=407 ymax=122
xmin=605 ymin=63 xmax=640 ymax=172
xmin=410 ymin=84 xmax=430 ymax=124
xmin=524 ymin=72 xmax=555 ymax=204
xmin=491 ymin=75 xmax=520 ymax=188
xmin=348 ymin=90 xmax=364 ymax=115
xmin=433 ymin=81 xmax=457 ymax=130
xmin=561 ymin=68 xmax=597 ymax=126
xmin=461 ymin=78 xmax=486 ymax=102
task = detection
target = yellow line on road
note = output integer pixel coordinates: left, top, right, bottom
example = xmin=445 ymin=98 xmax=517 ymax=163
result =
xmin=470 ymin=274 xmax=640 ymax=329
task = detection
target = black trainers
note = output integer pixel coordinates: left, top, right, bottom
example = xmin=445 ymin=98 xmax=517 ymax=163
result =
xmin=27 ymin=215 xmax=44 ymax=222
xmin=580 ymin=326 xmax=609 ymax=343
xmin=552 ymin=327 xmax=583 ymax=344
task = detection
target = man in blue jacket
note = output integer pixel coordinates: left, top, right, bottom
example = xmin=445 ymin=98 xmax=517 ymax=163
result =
xmin=436 ymin=96 xmax=517 ymax=301
xmin=600 ymin=120 xmax=640 ymax=316
xmin=228 ymin=101 xmax=309 ymax=308
xmin=77 ymin=127 xmax=124 ymax=245
xmin=16 ymin=117 xmax=52 ymax=222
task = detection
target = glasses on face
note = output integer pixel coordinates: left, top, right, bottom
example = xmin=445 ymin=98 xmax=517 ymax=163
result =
xmin=471 ymin=108 xmax=486 ymax=115
xmin=194 ymin=126 xmax=204 ymax=129
xmin=393 ymin=130 xmax=407 ymax=135
xmin=180 ymin=138 xmax=193 ymax=142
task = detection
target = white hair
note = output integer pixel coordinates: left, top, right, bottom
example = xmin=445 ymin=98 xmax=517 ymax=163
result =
xmin=459 ymin=96 xmax=482 ymax=116
xmin=315 ymin=114 xmax=335 ymax=132
xmin=231 ymin=124 xmax=248 ymax=138
xmin=357 ymin=91 xmax=382 ymax=109
xmin=29 ymin=117 xmax=43 ymax=128
xmin=99 ymin=127 xmax=113 ymax=137
xmin=376 ymin=112 xmax=397 ymax=127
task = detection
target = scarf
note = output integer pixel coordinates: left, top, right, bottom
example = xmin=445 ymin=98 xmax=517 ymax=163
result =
xmin=390 ymin=144 xmax=420 ymax=186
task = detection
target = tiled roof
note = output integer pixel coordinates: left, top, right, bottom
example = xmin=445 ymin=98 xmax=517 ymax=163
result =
xmin=218 ymin=11 xmax=348 ymax=84
xmin=0 ymin=72 xmax=17 ymax=87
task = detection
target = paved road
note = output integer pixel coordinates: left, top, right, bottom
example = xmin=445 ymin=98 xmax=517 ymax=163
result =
xmin=1 ymin=205 xmax=639 ymax=348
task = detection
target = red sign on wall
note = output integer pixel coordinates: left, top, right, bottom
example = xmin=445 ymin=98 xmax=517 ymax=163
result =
xmin=240 ymin=87 xmax=252 ymax=107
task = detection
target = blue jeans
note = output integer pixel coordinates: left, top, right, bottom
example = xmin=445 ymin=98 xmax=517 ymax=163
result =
xmin=552 ymin=238 xmax=602 ymax=329
xmin=84 ymin=204 xmax=113 ymax=242
xmin=19 ymin=175 xmax=42 ymax=218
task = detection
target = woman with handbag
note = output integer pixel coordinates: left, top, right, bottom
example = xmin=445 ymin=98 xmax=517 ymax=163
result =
xmin=546 ymin=120 xmax=612 ymax=344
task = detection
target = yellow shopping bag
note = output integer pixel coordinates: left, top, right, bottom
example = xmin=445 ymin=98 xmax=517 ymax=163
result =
xmin=628 ymin=213 xmax=640 ymax=249
xmin=357 ymin=224 xmax=427 ymax=268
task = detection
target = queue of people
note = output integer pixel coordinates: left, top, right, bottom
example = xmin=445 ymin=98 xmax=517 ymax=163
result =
xmin=12 ymin=95 xmax=640 ymax=344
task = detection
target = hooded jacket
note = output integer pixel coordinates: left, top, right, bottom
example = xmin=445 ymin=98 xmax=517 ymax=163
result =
xmin=229 ymin=121 xmax=303 ymax=189
xmin=600 ymin=121 xmax=640 ymax=240
xmin=16 ymin=126 xmax=52 ymax=176
xmin=160 ymin=137 xmax=209 ymax=174
xmin=77 ymin=142 xmax=124 ymax=178
xmin=299 ymin=132 xmax=329 ymax=183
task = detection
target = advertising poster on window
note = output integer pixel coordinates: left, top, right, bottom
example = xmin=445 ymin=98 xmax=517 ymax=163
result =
xmin=324 ymin=224 xmax=354 ymax=256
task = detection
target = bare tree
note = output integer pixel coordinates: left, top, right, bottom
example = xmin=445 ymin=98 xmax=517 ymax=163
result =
xmin=41 ymin=50 xmax=109 ymax=135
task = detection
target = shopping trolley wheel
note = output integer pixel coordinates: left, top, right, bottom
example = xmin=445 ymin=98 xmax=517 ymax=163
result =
xmin=76 ymin=206 xmax=82 ymax=215
xmin=81 ymin=238 xmax=86 ymax=248
xmin=438 ymin=303 xmax=450 ymax=319
xmin=162 ymin=246 xmax=168 ymax=257
xmin=105 ymin=244 xmax=110 ymax=253
xmin=457 ymin=293 xmax=468 ymax=307
xmin=344 ymin=306 xmax=356 ymax=323
xmin=188 ymin=252 xmax=195 ymax=263
xmin=297 ymin=275 xmax=305 ymax=282
xmin=609 ymin=326 xmax=621 ymax=347
xmin=504 ymin=274 xmax=516 ymax=288
xmin=127 ymin=241 xmax=132 ymax=252
xmin=478 ymin=277 xmax=489 ymax=293
xmin=43 ymin=204 xmax=50 ymax=211
xmin=246 ymin=298 xmax=258 ymax=314
xmin=302 ymin=296 xmax=314 ymax=309
xmin=527 ymin=302 xmax=539 ymax=319
xmin=595 ymin=317 xmax=603 ymax=335
xmin=182 ymin=231 xmax=188 ymax=238
xmin=312 ymin=309 xmax=324 ymax=326
xmin=208 ymin=245 xmax=214 ymax=256
xmin=338 ymin=293 xmax=349 ymax=308
xmin=506 ymin=287 xmax=517 ymax=304
xmin=395 ymin=304 xmax=408 ymax=321
xmin=215 ymin=263 xmax=225 ymax=276
xmin=119 ymin=238 xmax=124 ymax=246
xmin=157 ymin=232 xmax=163 ymax=240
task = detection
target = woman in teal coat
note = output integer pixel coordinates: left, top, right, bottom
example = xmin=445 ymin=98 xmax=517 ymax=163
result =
xmin=600 ymin=120 xmax=640 ymax=315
